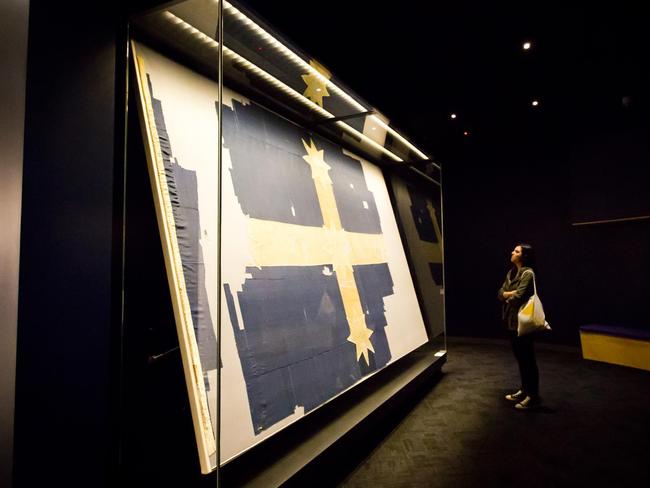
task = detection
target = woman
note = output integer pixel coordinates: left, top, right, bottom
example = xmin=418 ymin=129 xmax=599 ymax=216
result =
xmin=498 ymin=243 xmax=540 ymax=410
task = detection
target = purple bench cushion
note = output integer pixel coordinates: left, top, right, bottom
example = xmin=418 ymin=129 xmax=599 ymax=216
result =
xmin=580 ymin=324 xmax=650 ymax=341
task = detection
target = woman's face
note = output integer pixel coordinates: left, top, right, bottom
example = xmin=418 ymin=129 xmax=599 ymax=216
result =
xmin=510 ymin=245 xmax=523 ymax=264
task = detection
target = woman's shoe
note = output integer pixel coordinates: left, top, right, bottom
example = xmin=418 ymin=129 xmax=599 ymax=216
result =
xmin=515 ymin=396 xmax=540 ymax=410
xmin=505 ymin=389 xmax=525 ymax=401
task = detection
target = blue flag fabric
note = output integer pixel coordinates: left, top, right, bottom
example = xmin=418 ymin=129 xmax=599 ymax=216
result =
xmin=408 ymin=186 xmax=438 ymax=244
xmin=148 ymin=75 xmax=217 ymax=377
xmin=222 ymin=100 xmax=395 ymax=434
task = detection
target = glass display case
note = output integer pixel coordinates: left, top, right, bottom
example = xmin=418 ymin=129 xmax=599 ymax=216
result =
xmin=124 ymin=0 xmax=445 ymax=481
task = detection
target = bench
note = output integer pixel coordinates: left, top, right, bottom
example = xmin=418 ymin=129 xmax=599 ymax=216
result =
xmin=580 ymin=324 xmax=650 ymax=371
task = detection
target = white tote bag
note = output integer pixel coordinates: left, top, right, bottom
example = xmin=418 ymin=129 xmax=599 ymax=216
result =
xmin=517 ymin=271 xmax=551 ymax=336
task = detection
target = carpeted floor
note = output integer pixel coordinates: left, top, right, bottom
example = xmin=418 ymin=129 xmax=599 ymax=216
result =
xmin=339 ymin=338 xmax=650 ymax=488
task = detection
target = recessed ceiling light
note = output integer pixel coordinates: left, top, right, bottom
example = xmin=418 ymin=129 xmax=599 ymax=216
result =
xmin=450 ymin=113 xmax=457 ymax=119
xmin=463 ymin=131 xmax=469 ymax=136
xmin=523 ymin=41 xmax=531 ymax=50
xmin=532 ymin=100 xmax=539 ymax=106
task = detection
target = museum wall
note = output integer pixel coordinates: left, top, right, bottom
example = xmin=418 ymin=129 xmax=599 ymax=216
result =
xmin=443 ymin=126 xmax=650 ymax=346
xmin=0 ymin=1 xmax=29 ymax=486
xmin=12 ymin=2 xmax=124 ymax=486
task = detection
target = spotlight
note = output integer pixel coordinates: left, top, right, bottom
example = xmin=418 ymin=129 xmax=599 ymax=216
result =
xmin=450 ymin=113 xmax=457 ymax=119
xmin=463 ymin=131 xmax=469 ymax=136
xmin=532 ymin=100 xmax=539 ymax=107
xmin=523 ymin=41 xmax=531 ymax=50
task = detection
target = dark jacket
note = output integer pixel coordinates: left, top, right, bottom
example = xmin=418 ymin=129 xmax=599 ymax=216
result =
xmin=498 ymin=267 xmax=534 ymax=331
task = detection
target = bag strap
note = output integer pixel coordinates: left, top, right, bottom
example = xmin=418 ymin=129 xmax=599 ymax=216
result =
xmin=522 ymin=269 xmax=537 ymax=295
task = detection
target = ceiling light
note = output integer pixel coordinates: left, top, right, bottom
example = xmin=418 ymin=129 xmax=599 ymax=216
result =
xmin=532 ymin=100 xmax=539 ymax=106
xmin=450 ymin=113 xmax=457 ymax=119
xmin=523 ymin=41 xmax=531 ymax=50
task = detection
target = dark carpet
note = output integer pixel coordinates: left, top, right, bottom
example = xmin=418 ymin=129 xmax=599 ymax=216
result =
xmin=339 ymin=338 xmax=650 ymax=488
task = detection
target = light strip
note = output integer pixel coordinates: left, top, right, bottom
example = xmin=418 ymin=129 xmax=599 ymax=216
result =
xmin=571 ymin=215 xmax=650 ymax=226
xmin=163 ymin=12 xmax=403 ymax=162
xmin=333 ymin=121 xmax=403 ymax=162
xmin=409 ymin=167 xmax=441 ymax=187
xmin=369 ymin=117 xmax=429 ymax=159
xmin=222 ymin=1 xmax=367 ymax=112
xmin=221 ymin=1 xmax=429 ymax=160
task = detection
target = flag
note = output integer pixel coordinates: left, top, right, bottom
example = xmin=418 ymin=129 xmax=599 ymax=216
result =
xmin=222 ymin=100 xmax=395 ymax=433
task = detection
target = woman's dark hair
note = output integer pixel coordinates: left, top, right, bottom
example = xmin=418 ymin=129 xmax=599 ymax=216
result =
xmin=516 ymin=242 xmax=536 ymax=269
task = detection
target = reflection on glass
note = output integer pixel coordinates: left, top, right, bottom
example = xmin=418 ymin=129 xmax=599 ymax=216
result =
xmin=389 ymin=171 xmax=446 ymax=355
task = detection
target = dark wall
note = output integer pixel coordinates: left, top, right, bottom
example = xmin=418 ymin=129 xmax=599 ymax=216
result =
xmin=443 ymin=127 xmax=650 ymax=346
xmin=570 ymin=128 xmax=650 ymax=223
xmin=0 ymin=1 xmax=29 ymax=486
xmin=13 ymin=2 xmax=123 ymax=486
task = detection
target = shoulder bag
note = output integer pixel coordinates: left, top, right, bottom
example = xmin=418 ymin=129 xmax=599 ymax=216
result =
xmin=517 ymin=271 xmax=551 ymax=336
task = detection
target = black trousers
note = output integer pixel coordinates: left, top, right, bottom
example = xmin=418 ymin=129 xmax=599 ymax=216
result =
xmin=509 ymin=331 xmax=539 ymax=397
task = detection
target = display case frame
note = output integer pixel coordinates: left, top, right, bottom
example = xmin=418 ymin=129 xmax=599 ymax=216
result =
xmin=122 ymin=0 xmax=446 ymax=483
